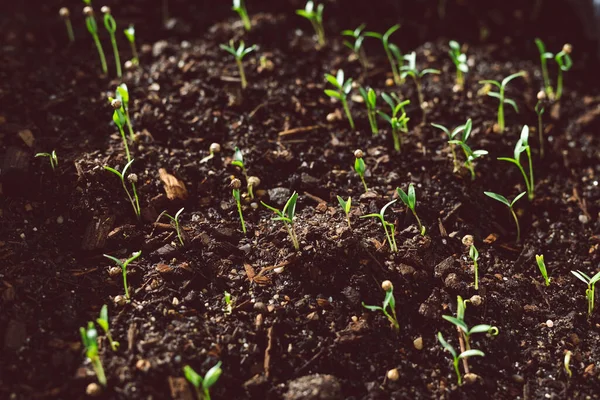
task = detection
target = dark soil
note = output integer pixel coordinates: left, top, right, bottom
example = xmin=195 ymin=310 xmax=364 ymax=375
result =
xmin=1 ymin=0 xmax=600 ymax=399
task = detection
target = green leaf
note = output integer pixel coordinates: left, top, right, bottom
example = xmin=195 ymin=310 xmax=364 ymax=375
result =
xmin=437 ymin=332 xmax=457 ymax=358
xmin=484 ymin=191 xmax=510 ymax=207
xmin=458 ymin=63 xmax=469 ymax=73
xmin=367 ymin=88 xmax=376 ymax=107
xmin=219 ymin=44 xmax=237 ymax=57
xmin=116 ymin=84 xmax=129 ymax=105
xmin=462 ymin=119 xmax=473 ymax=142
xmin=183 ymin=365 xmax=203 ymax=388
xmin=122 ymin=159 xmax=135 ymax=178
xmin=420 ymin=68 xmax=441 ymax=76
xmin=449 ymin=40 xmax=460 ymax=51
xmin=572 ymin=270 xmax=591 ymax=284
xmin=501 ymin=71 xmax=526 ymax=87
xmin=431 ymin=123 xmax=449 ymax=136
xmin=589 ymin=271 xmax=600 ymax=286
xmin=382 ymin=24 xmax=400 ymax=42
xmin=459 ymin=349 xmax=485 ymax=359
xmin=324 ymin=73 xmax=339 ymax=87
xmin=124 ymin=24 xmax=135 ymax=42
xmin=354 ymin=157 xmax=365 ymax=175
xmin=469 ymin=245 xmax=479 ymax=261
xmin=336 ymin=69 xmax=344 ymax=86
xmin=202 ymin=361 xmax=223 ymax=390
xmin=510 ymin=192 xmax=527 ymax=206
xmin=232 ymin=147 xmax=244 ymax=167
xmin=396 ymin=187 xmax=409 ymax=207
xmin=534 ymin=38 xmax=546 ymax=54
xmin=503 ymin=98 xmax=519 ymax=113
xmin=442 ymin=315 xmax=469 ymax=332
xmin=283 ymin=192 xmax=299 ymax=221
xmin=469 ymin=324 xmax=494 ymax=334
xmin=407 ymin=183 xmax=416 ymax=209
xmin=362 ymin=302 xmax=384 ymax=312
xmin=380 ymin=199 xmax=397 ymax=217
xmin=324 ymin=89 xmax=342 ymax=100
xmin=104 ymin=166 xmax=123 ymax=180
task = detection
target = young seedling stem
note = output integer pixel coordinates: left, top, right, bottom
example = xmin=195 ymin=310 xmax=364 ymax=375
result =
xmin=342 ymin=24 xmax=369 ymax=72
xmin=336 ymin=195 xmax=352 ymax=229
xmin=564 ymin=351 xmax=573 ymax=378
xmin=469 ymin=245 xmax=480 ymax=290
xmin=362 ymin=280 xmax=400 ymax=331
xmin=219 ymin=40 xmax=257 ymax=89
xmin=436 ymin=119 xmax=488 ymax=180
xmin=101 ymin=6 xmax=121 ymax=78
xmin=116 ymin=84 xmax=135 ymax=141
xmin=296 ymin=1 xmax=325 ymax=46
xmin=103 ymin=251 xmax=141 ymax=300
xmin=379 ymin=93 xmax=410 ymax=152
xmin=396 ymin=183 xmax=425 ymax=235
xmin=400 ymin=52 xmax=440 ymax=124
xmin=479 ymin=71 xmax=525 ymax=133
xmin=200 ymin=143 xmax=221 ymax=164
xmin=84 ymin=7 xmax=108 ymax=74
xmin=535 ymin=91 xmax=546 ymax=158
xmin=247 ymin=176 xmax=260 ymax=200
xmin=232 ymin=0 xmax=251 ymax=31
xmin=360 ymin=199 xmax=398 ymax=252
xmin=448 ymin=40 xmax=468 ymax=87
xmin=123 ymin=25 xmax=139 ymax=65
xmin=110 ymin=98 xmax=132 ymax=162
xmin=554 ymin=44 xmax=573 ymax=100
xmin=365 ymin=25 xmax=402 ymax=85
xmin=324 ymin=69 xmax=355 ymax=129
xmin=353 ymin=149 xmax=368 ymax=192
xmin=231 ymin=179 xmax=247 ymax=234
xmin=534 ymin=38 xmax=553 ymax=98
xmin=437 ymin=332 xmax=485 ymax=386
xmin=358 ymin=87 xmax=378 ymax=135
xmin=571 ymin=269 xmax=600 ymax=316
xmin=35 ymin=150 xmax=58 ymax=171
xmin=104 ymin=159 xmax=141 ymax=219
xmin=96 ymin=304 xmax=119 ymax=351
xmin=157 ymin=208 xmax=185 ymax=246
xmin=484 ymin=191 xmax=526 ymax=243
xmin=261 ymin=192 xmax=300 ymax=250
xmin=59 ymin=8 xmax=75 ymax=43
xmin=183 ymin=362 xmax=223 ymax=400
xmin=535 ymin=254 xmax=550 ymax=286
xmin=498 ymin=125 xmax=535 ymax=200
xmin=80 ymin=321 xmax=107 ymax=386
xmin=231 ymin=147 xmax=248 ymax=181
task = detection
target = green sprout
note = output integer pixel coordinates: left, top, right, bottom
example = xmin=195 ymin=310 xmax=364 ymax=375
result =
xmin=469 ymin=245 xmax=480 ymax=290
xmin=109 ymin=98 xmax=132 ymax=162
xmin=231 ymin=147 xmax=248 ymax=180
xmin=296 ymin=1 xmax=325 ymax=46
xmin=83 ymin=6 xmax=108 ymax=75
xmin=247 ymin=176 xmax=260 ymax=200
xmin=437 ymin=332 xmax=484 ymax=386
xmin=535 ymin=254 xmax=550 ymax=286
xmin=534 ymin=38 xmax=553 ymax=98
xmin=571 ymin=269 xmax=600 ymax=316
xmin=342 ymin=24 xmax=368 ymax=72
xmin=103 ymin=251 xmax=141 ymax=300
xmin=400 ymin=51 xmax=440 ymax=123
xmin=484 ymin=191 xmax=526 ymax=243
xmin=448 ymin=40 xmax=468 ymax=87
xmin=96 ymin=304 xmax=119 ymax=351
xmin=101 ymin=7 xmax=121 ymax=78
xmin=378 ymin=93 xmax=410 ymax=152
xmin=232 ymin=0 xmax=251 ymax=31
xmin=554 ymin=43 xmax=573 ymax=100
xmin=478 ymin=71 xmax=525 ymax=133
xmin=564 ymin=350 xmax=573 ymax=378
xmin=358 ymin=87 xmax=378 ymax=135
xmin=35 ymin=150 xmax=58 ymax=171
xmin=336 ymin=195 xmax=352 ymax=229
xmin=104 ymin=159 xmax=141 ymax=219
xmin=442 ymin=118 xmax=488 ymax=180
xmin=80 ymin=322 xmax=107 ymax=386
xmin=183 ymin=362 xmax=223 ymax=400
xmin=219 ymin=40 xmax=257 ymax=89
xmin=59 ymin=8 xmax=75 ymax=43
xmin=365 ymin=24 xmax=402 ymax=85
xmin=116 ymin=84 xmax=135 ymax=141
xmin=396 ymin=183 xmax=425 ymax=235
xmin=498 ymin=125 xmax=534 ymax=200
xmin=362 ymin=280 xmax=399 ymax=331
xmin=123 ymin=24 xmax=139 ymax=65
xmin=200 ymin=143 xmax=221 ymax=164
xmin=324 ymin=69 xmax=355 ymax=129
xmin=261 ymin=192 xmax=300 ymax=250
xmin=157 ymin=208 xmax=185 ymax=246
xmin=360 ymin=199 xmax=398 ymax=253
xmin=535 ymin=90 xmax=546 ymax=158
xmin=353 ymin=149 xmax=368 ymax=192
xmin=224 ymin=291 xmax=233 ymax=315
xmin=231 ymin=178 xmax=247 ymax=235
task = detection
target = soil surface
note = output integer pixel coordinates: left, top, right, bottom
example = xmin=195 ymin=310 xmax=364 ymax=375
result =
xmin=1 ymin=0 xmax=600 ymax=399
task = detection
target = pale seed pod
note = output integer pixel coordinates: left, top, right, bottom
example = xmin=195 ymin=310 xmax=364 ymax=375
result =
xmin=231 ymin=178 xmax=242 ymax=189
xmin=59 ymin=7 xmax=70 ymax=18
xmin=562 ymin=43 xmax=572 ymax=54
xmin=83 ymin=6 xmax=94 ymax=16
xmin=381 ymin=280 xmax=393 ymax=292
xmin=209 ymin=143 xmax=221 ymax=153
xmin=247 ymin=176 xmax=261 ymax=188
xmin=354 ymin=149 xmax=364 ymax=159
xmin=537 ymin=90 xmax=546 ymax=101
xmin=101 ymin=6 xmax=111 ymax=14
xmin=111 ymin=99 xmax=122 ymax=109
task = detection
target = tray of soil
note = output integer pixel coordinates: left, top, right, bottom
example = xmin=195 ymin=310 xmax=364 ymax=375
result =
xmin=1 ymin=0 xmax=599 ymax=399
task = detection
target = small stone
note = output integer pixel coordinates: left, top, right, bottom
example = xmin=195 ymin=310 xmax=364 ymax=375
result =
xmin=512 ymin=374 xmax=525 ymax=383
xmin=469 ymin=295 xmax=482 ymax=306
xmin=152 ymin=40 xmax=169 ymax=57
xmin=386 ymin=368 xmax=400 ymax=381
xmin=172 ymin=297 xmax=179 ymax=306
xmin=136 ymin=359 xmax=151 ymax=372
xmin=253 ymin=302 xmax=267 ymax=312
xmin=546 ymin=319 xmax=554 ymax=328
xmin=108 ymin=267 xmax=121 ymax=277
xmin=463 ymin=373 xmax=478 ymax=385
xmin=385 ymin=78 xmax=394 ymax=86
xmin=579 ymin=214 xmax=589 ymax=224
xmin=268 ymin=187 xmax=292 ymax=207
xmin=114 ymin=295 xmax=127 ymax=306
xmin=444 ymin=273 xmax=464 ymax=291
xmin=413 ymin=337 xmax=423 ymax=350
xmin=86 ymin=383 xmax=102 ymax=396
xmin=56 ymin=216 xmax=64 ymax=224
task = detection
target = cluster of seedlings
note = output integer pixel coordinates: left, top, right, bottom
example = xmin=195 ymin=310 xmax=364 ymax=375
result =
xmin=47 ymin=0 xmax=593 ymax=395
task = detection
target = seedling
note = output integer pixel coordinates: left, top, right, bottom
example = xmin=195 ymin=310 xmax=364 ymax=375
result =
xmin=396 ymin=183 xmax=425 ymax=235
xmin=554 ymin=44 xmax=573 ymax=100
xmin=200 ymin=143 xmax=221 ymax=164
xmin=59 ymin=8 xmax=75 ymax=43
xmin=80 ymin=322 xmax=107 ymax=386
xmin=261 ymin=192 xmax=300 ymax=250
xmin=103 ymin=251 xmax=141 ymax=300
xmin=109 ymin=98 xmax=132 ymax=162
xmin=437 ymin=332 xmax=484 ymax=386
xmin=469 ymin=245 xmax=480 ymax=290
xmin=123 ymin=25 xmax=139 ymax=65
xmin=535 ymin=254 xmax=550 ymax=286
xmin=224 ymin=291 xmax=233 ymax=314
xmin=247 ymin=176 xmax=260 ymax=200
xmin=231 ymin=179 xmax=247 ymax=234
xmin=324 ymin=69 xmax=354 ymax=129
xmin=96 ymin=304 xmax=119 ymax=351
xmin=116 ymin=84 xmax=135 ymax=141
xmin=400 ymin=51 xmax=440 ymax=123
xmin=448 ymin=40 xmax=468 ymax=87
xmin=479 ymin=71 xmax=525 ymax=132
xmin=360 ymin=199 xmax=398 ymax=252
xmin=353 ymin=149 xmax=368 ymax=192
xmin=104 ymin=159 xmax=141 ymax=219
xmin=534 ymin=38 xmax=553 ymax=98
xmin=219 ymin=40 xmax=257 ymax=89
xmin=362 ymin=280 xmax=400 ymax=331
xmin=365 ymin=25 xmax=402 ymax=85
xmin=35 ymin=150 xmax=58 ymax=171
xmin=484 ymin=191 xmax=526 ymax=243
xmin=358 ymin=87 xmax=378 ymax=135
xmin=83 ymin=6 xmax=108 ymax=74
xmin=231 ymin=147 xmax=248 ymax=180
xmin=445 ymin=119 xmax=488 ymax=180
xmin=101 ymin=7 xmax=121 ymax=78
xmin=571 ymin=269 xmax=600 ymax=316
xmin=535 ymin=91 xmax=546 ymax=158
xmin=296 ymin=1 xmax=325 ymax=46
xmin=443 ymin=295 xmax=499 ymax=351
xmin=336 ymin=195 xmax=352 ymax=229
xmin=157 ymin=208 xmax=185 ymax=246
xmin=378 ymin=93 xmax=410 ymax=152
xmin=183 ymin=362 xmax=223 ymax=400
xmin=498 ymin=125 xmax=534 ymax=200
xmin=342 ymin=24 xmax=368 ymax=72
xmin=232 ymin=0 xmax=251 ymax=31
xmin=564 ymin=350 xmax=573 ymax=378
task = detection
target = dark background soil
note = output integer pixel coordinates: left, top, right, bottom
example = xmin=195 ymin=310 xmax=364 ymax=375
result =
xmin=1 ymin=0 xmax=599 ymax=399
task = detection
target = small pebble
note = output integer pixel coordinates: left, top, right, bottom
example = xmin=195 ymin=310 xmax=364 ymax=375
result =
xmin=469 ymin=295 xmax=482 ymax=306
xmin=546 ymin=319 xmax=554 ymax=328
xmin=86 ymin=383 xmax=102 ymax=396
xmin=386 ymin=368 xmax=400 ymax=381
xmin=56 ymin=216 xmax=64 ymax=224
xmin=114 ymin=295 xmax=127 ymax=306
xmin=413 ymin=337 xmax=423 ymax=350
xmin=579 ymin=214 xmax=589 ymax=224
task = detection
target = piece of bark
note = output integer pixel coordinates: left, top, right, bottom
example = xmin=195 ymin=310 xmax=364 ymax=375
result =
xmin=158 ymin=168 xmax=188 ymax=200
xmin=81 ymin=215 xmax=116 ymax=250
xmin=168 ymin=376 xmax=194 ymax=400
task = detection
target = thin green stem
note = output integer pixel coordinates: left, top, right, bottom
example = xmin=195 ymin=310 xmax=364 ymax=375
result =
xmin=392 ymin=126 xmax=401 ymax=152
xmin=454 ymin=358 xmax=462 ymax=385
xmin=285 ymin=223 xmax=300 ymax=250
xmin=92 ymin=358 xmax=107 ymax=386
xmin=556 ymin=70 xmax=564 ymax=100
xmin=174 ymin=220 xmax=183 ymax=246
xmin=514 ymin=162 xmax=531 ymax=200
xmin=236 ymin=198 xmax=246 ymax=234
xmin=415 ymin=76 xmax=426 ymax=124
xmin=368 ymin=111 xmax=378 ymax=135
xmin=241 ymin=13 xmax=251 ymax=31
xmin=65 ymin=19 xmax=75 ymax=43
xmin=130 ymin=41 xmax=139 ymax=64
xmin=92 ymin=33 xmax=108 ymax=74
xmin=109 ymin=34 xmax=122 ymax=77
xmin=526 ymin=148 xmax=534 ymax=200
xmin=341 ymin=98 xmax=355 ymax=129
xmin=359 ymin=175 xmax=368 ymax=193
xmin=118 ymin=125 xmax=132 ymax=163
xmin=130 ymin=181 xmax=141 ymax=218
xmin=122 ymin=267 xmax=130 ymax=299
xmin=540 ymin=58 xmax=551 ymax=97
xmin=384 ymin=49 xmax=400 ymax=85
xmin=411 ymin=209 xmax=424 ymax=235
xmin=474 ymin=259 xmax=479 ymax=290
xmin=510 ymin=207 xmax=521 ymax=243
xmin=236 ymin=59 xmax=247 ymax=89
